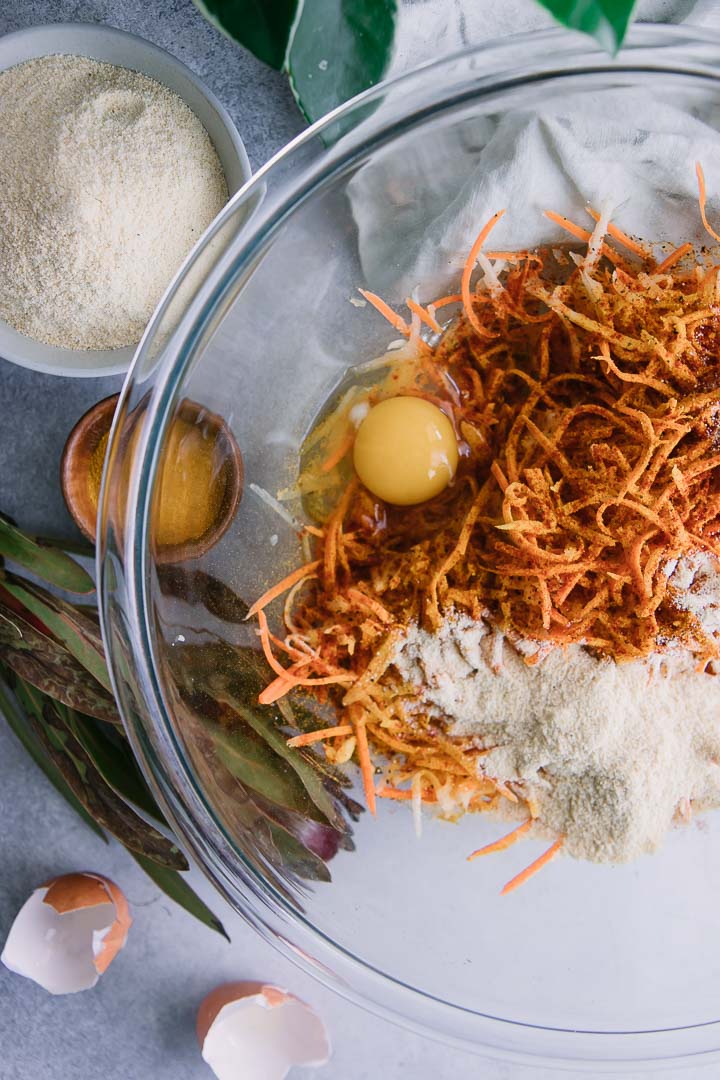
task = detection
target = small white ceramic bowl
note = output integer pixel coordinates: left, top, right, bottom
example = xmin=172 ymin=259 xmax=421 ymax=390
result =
xmin=0 ymin=22 xmax=251 ymax=378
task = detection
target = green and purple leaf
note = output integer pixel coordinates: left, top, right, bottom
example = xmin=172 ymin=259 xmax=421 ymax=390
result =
xmin=0 ymin=610 xmax=119 ymax=725
xmin=16 ymin=686 xmax=186 ymax=870
xmin=62 ymin=708 xmax=164 ymax=824
xmin=2 ymin=575 xmax=111 ymax=691
xmin=0 ymin=670 xmax=106 ymax=841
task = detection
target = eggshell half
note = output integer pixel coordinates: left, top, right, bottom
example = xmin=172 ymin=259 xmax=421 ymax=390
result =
xmin=197 ymin=982 xmax=330 ymax=1080
xmin=1 ymin=872 xmax=132 ymax=993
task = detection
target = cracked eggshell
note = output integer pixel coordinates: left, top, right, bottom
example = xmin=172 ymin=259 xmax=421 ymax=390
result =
xmin=1 ymin=872 xmax=131 ymax=994
xmin=197 ymin=982 xmax=331 ymax=1080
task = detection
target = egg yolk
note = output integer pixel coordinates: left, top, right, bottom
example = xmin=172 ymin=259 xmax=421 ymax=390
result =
xmin=353 ymin=396 xmax=459 ymax=506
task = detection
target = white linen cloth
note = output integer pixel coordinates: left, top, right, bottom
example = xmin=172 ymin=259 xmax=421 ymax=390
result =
xmin=349 ymin=0 xmax=720 ymax=298
xmin=389 ymin=0 xmax=714 ymax=78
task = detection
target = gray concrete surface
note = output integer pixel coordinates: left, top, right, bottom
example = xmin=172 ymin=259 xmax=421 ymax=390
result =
xmin=0 ymin=2 xmax=716 ymax=1079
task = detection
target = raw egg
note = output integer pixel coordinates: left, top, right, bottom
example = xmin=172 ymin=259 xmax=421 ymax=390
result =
xmin=353 ymin=396 xmax=458 ymax=506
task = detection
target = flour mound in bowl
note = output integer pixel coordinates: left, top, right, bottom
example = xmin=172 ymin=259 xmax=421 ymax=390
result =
xmin=393 ymin=603 xmax=720 ymax=864
xmin=0 ymin=55 xmax=228 ymax=350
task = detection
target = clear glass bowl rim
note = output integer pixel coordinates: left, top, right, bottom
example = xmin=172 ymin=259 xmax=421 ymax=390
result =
xmin=98 ymin=23 xmax=720 ymax=1070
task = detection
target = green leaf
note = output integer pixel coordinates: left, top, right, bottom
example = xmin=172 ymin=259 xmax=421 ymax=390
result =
xmin=534 ymin=0 xmax=636 ymax=53
xmin=0 ymin=607 xmax=119 ymax=725
xmin=31 ymin=533 xmax=95 ymax=559
xmin=157 ymin=566 xmax=250 ymax=623
xmin=129 ymin=851 xmax=229 ymax=940
xmin=171 ymin=641 xmax=361 ymax=813
xmin=191 ymin=0 xmax=397 ymax=125
xmin=17 ymin=686 xmax=187 ymax=870
xmin=192 ymin=0 xmax=300 ymax=69
xmin=2 ymin=666 xmax=227 ymax=940
xmin=218 ymin=690 xmax=347 ymax=832
xmin=287 ymin=0 xmax=397 ymax=124
xmin=0 ymin=671 xmax=106 ymax=840
xmin=187 ymin=731 xmax=319 ymax=892
xmin=164 ymin=641 xmax=360 ymax=886
xmin=212 ymin=720 xmax=322 ymax=817
xmin=62 ymin=709 xmax=164 ymax=824
xmin=0 ymin=518 xmax=94 ymax=594
xmin=2 ymin=576 xmax=111 ymax=692
xmin=167 ymin=674 xmax=348 ymax=890
xmin=201 ymin=646 xmax=351 ymax=831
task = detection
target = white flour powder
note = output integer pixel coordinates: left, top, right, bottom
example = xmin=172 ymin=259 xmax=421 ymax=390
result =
xmin=667 ymin=552 xmax=720 ymax=643
xmin=0 ymin=56 xmax=228 ymax=349
xmin=393 ymin=582 xmax=720 ymax=863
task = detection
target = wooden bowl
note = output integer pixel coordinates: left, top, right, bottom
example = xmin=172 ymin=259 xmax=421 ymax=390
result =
xmin=61 ymin=394 xmax=119 ymax=542
xmin=61 ymin=394 xmax=243 ymax=563
xmin=150 ymin=399 xmax=244 ymax=565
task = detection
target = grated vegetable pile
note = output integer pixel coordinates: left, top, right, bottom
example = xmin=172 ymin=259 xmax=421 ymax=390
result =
xmin=247 ymin=179 xmax=720 ymax=889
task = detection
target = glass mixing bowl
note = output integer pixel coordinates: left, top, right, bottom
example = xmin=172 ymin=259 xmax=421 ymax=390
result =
xmin=99 ymin=26 xmax=720 ymax=1070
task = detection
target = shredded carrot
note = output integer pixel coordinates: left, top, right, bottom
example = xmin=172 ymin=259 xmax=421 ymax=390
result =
xmin=259 ymin=669 xmax=354 ymax=706
xmin=485 ymin=250 xmax=536 ymax=261
xmin=321 ymin=429 xmax=355 ymax=474
xmin=430 ymin=293 xmax=463 ymax=309
xmin=461 ymin=210 xmax=506 ymax=337
xmin=323 ymin=478 xmax=357 ymax=592
xmin=501 ymin=837 xmax=564 ymax=895
xmin=491 ymin=461 xmax=509 ymax=491
xmin=346 ymin=587 xmax=393 ymax=624
xmin=467 ymin=818 xmax=533 ymax=860
xmin=376 ymin=785 xmax=437 ymax=803
xmin=247 ymin=560 xmax=322 ymax=619
xmin=354 ymin=719 xmax=376 ymax=815
xmin=696 ymin=161 xmax=720 ymax=243
xmin=543 ymin=210 xmax=593 ymax=245
xmin=259 ymin=676 xmax=296 ymax=706
xmin=287 ymin=725 xmax=353 ymax=747
xmin=406 ymin=297 xmax=442 ymax=334
xmin=427 ymin=486 xmax=489 ymax=623
xmin=542 ymin=211 xmax=628 ymax=269
xmin=256 ymin=611 xmax=309 ymax=677
xmin=248 ymin=191 xmax=720 ymax=876
xmin=258 ymin=610 xmax=356 ymax=701
xmin=257 ymin=611 xmax=291 ymax=675
xmin=359 ymin=289 xmax=410 ymax=335
xmin=586 ymin=207 xmax=650 ymax=259
xmin=656 ymin=242 xmax=693 ymax=274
